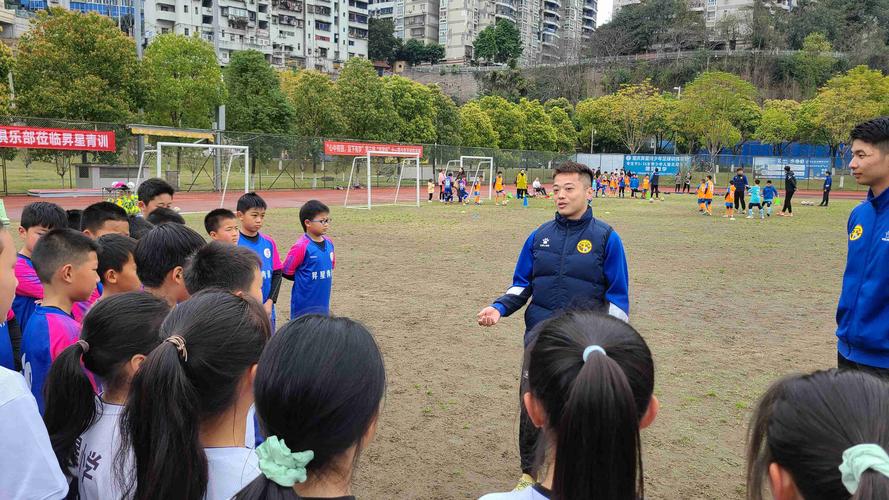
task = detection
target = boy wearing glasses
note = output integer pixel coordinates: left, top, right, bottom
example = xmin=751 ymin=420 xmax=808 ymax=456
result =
xmin=237 ymin=192 xmax=283 ymax=328
xmin=283 ymin=199 xmax=335 ymax=319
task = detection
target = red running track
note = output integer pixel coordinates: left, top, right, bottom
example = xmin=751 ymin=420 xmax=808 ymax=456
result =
xmin=0 ymin=187 xmax=866 ymax=221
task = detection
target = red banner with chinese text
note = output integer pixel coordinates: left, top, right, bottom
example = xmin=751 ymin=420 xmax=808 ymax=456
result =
xmin=0 ymin=125 xmax=116 ymax=151
xmin=323 ymin=140 xmax=423 ymax=157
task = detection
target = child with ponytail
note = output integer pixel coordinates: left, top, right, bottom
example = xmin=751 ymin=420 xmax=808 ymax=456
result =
xmin=118 ymin=289 xmax=270 ymax=500
xmin=43 ymin=292 xmax=170 ymax=500
xmin=747 ymin=369 xmax=889 ymax=500
xmin=480 ymin=310 xmax=658 ymax=500
xmin=235 ymin=314 xmax=386 ymax=500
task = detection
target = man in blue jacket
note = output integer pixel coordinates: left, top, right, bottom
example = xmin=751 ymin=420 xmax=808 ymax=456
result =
xmin=836 ymin=117 xmax=889 ymax=376
xmin=731 ymin=167 xmax=749 ymax=212
xmin=477 ymin=161 xmax=629 ymax=489
xmin=819 ymin=170 xmax=833 ymax=206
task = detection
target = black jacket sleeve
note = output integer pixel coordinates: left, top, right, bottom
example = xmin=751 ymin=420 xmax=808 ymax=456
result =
xmin=269 ymin=270 xmax=283 ymax=303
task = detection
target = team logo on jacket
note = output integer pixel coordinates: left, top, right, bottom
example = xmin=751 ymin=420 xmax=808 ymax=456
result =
xmin=264 ymin=248 xmax=272 ymax=258
xmin=850 ymin=225 xmax=863 ymax=241
xmin=576 ymin=239 xmax=592 ymax=254
xmin=541 ymin=238 xmax=550 ymax=248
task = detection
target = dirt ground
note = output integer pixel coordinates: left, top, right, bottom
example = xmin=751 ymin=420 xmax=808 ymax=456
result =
xmin=184 ymin=192 xmax=849 ymax=499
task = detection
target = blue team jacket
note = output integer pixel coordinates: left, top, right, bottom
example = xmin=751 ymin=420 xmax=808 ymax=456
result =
xmin=492 ymin=207 xmax=630 ymax=345
xmin=836 ymin=188 xmax=889 ymax=368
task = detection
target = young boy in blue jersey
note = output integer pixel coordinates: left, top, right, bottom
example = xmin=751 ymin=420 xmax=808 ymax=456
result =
xmin=747 ymin=178 xmax=764 ymax=219
xmin=14 ymin=202 xmax=67 ymax=333
xmin=184 ymin=241 xmax=264 ymax=303
xmin=237 ymin=192 xmax=282 ymax=328
xmin=95 ymin=233 xmax=141 ymax=299
xmin=762 ymin=180 xmax=779 ymax=217
xmin=283 ymin=200 xmax=335 ymax=319
xmin=21 ymin=229 xmax=99 ymax=413
xmin=443 ymin=172 xmax=454 ymax=203
xmin=204 ymin=208 xmax=240 ymax=244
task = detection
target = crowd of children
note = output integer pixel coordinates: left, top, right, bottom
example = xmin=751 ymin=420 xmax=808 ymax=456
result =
xmin=701 ymin=176 xmax=782 ymax=221
xmin=2 ymin=174 xmax=889 ymax=500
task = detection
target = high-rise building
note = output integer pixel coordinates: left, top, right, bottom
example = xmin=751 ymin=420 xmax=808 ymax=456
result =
xmin=11 ymin=0 xmax=367 ymax=70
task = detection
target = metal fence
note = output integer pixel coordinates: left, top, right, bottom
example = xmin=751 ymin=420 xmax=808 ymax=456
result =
xmin=0 ymin=115 xmax=571 ymax=195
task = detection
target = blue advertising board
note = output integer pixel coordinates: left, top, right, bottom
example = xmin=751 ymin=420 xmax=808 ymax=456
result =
xmin=622 ymin=155 xmax=688 ymax=175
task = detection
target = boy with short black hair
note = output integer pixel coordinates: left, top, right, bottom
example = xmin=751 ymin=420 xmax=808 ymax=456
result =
xmin=184 ymin=241 xmax=263 ymax=304
xmin=128 ymin=215 xmax=154 ymax=240
xmin=237 ymin=192 xmax=282 ymax=326
xmin=21 ymin=228 xmax=99 ymax=413
xmin=747 ymin=178 xmax=764 ymax=219
xmin=762 ymin=180 xmax=778 ymax=217
xmin=146 ymin=206 xmax=185 ymax=225
xmin=66 ymin=209 xmax=83 ymax=232
xmin=134 ymin=222 xmax=206 ymax=306
xmin=204 ymin=208 xmax=239 ymax=244
xmin=96 ymin=233 xmax=141 ymax=298
xmin=81 ymin=201 xmax=129 ymax=238
xmin=13 ymin=202 xmax=67 ymax=332
xmin=136 ymin=178 xmax=175 ymax=217
xmin=283 ymin=199 xmax=335 ymax=319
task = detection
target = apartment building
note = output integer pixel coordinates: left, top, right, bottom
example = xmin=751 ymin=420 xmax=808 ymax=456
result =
xmin=12 ymin=0 xmax=368 ymax=70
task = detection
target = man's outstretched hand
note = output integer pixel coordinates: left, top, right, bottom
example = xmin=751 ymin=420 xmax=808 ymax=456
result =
xmin=477 ymin=306 xmax=502 ymax=327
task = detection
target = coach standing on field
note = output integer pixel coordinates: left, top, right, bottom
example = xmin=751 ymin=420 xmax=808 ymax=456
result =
xmin=477 ymin=161 xmax=630 ymax=490
xmin=836 ymin=117 xmax=889 ymax=377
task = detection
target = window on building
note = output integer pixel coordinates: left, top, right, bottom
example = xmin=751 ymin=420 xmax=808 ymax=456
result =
xmin=184 ymin=27 xmax=190 ymax=35
xmin=183 ymin=4 xmax=187 ymax=12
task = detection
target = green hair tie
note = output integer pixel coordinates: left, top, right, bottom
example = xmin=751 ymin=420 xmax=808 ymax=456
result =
xmin=255 ymin=436 xmax=315 ymax=487
xmin=839 ymin=443 xmax=889 ymax=494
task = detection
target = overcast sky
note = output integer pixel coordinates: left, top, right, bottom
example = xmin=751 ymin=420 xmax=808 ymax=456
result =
xmin=598 ymin=0 xmax=613 ymax=26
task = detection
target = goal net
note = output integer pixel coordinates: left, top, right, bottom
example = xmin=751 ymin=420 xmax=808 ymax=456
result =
xmin=459 ymin=156 xmax=494 ymax=200
xmin=135 ymin=141 xmax=250 ymax=208
xmin=343 ymin=151 xmax=422 ymax=209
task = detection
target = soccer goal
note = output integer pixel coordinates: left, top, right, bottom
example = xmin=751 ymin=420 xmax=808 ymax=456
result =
xmin=459 ymin=156 xmax=494 ymax=200
xmin=135 ymin=142 xmax=250 ymax=207
xmin=343 ymin=150 xmax=422 ymax=209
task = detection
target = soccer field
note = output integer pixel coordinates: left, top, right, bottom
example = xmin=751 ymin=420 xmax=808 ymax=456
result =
xmin=179 ymin=193 xmax=852 ymax=499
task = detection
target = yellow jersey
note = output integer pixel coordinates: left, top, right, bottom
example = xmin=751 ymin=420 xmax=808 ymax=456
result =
xmin=495 ymin=176 xmax=503 ymax=191
xmin=696 ymin=183 xmax=706 ymax=198
xmin=516 ymin=173 xmax=528 ymax=189
xmin=427 ymin=181 xmax=435 ymax=194
xmin=725 ymin=185 xmax=736 ymax=203
xmin=704 ymin=180 xmax=714 ymax=199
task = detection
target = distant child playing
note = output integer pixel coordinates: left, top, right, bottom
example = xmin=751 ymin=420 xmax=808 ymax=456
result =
xmin=747 ymin=179 xmax=764 ymax=219
xmin=723 ymin=184 xmax=736 ymax=220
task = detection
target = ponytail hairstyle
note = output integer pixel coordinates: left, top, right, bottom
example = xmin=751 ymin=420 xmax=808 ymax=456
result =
xmin=43 ymin=292 xmax=170 ymax=472
xmin=526 ymin=310 xmax=654 ymax=500
xmin=747 ymin=369 xmax=889 ymax=500
xmin=235 ymin=315 xmax=386 ymax=500
xmin=119 ymin=289 xmax=271 ymax=500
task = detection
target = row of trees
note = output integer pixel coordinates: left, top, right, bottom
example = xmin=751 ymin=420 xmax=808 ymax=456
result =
xmin=575 ymin=66 xmax=889 ymax=168
xmin=6 ymin=8 xmax=889 ymax=163
xmin=367 ymin=18 xmax=445 ymax=66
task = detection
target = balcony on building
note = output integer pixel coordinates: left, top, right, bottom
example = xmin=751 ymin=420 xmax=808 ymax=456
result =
xmin=315 ymin=20 xmax=332 ymax=32
xmin=348 ymin=12 xmax=368 ymax=25
xmin=542 ymin=13 xmax=559 ymax=29
xmin=348 ymin=26 xmax=368 ymax=39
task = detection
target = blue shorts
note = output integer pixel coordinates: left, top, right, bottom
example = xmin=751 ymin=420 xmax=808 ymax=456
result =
xmin=704 ymin=200 xmax=712 ymax=206
xmin=725 ymin=203 xmax=733 ymax=208
xmin=697 ymin=198 xmax=704 ymax=204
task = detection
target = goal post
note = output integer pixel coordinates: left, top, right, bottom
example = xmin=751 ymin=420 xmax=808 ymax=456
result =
xmin=344 ymin=150 xmax=422 ymax=210
xmin=459 ymin=156 xmax=495 ymax=200
xmin=135 ymin=141 xmax=250 ymax=208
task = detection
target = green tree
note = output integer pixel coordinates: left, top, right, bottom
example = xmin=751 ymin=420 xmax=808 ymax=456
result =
xmin=336 ymin=58 xmax=400 ymax=141
xmin=520 ymin=98 xmax=557 ymax=152
xmin=805 ymin=66 xmax=889 ymax=168
xmin=368 ymin=18 xmax=400 ymax=62
xmin=677 ymin=71 xmax=761 ymax=168
xmin=476 ymin=95 xmax=525 ymax=150
xmin=459 ymin=102 xmax=499 ymax=148
xmin=429 ymin=85 xmax=461 ymax=145
xmin=753 ymin=99 xmax=800 ymax=155
xmin=473 ymin=19 xmax=523 ymax=64
xmin=16 ymin=8 xmax=143 ymax=121
xmin=548 ymin=106 xmax=576 ymax=153
xmin=544 ymin=97 xmax=574 ymax=119
xmin=279 ymin=70 xmax=344 ymax=137
xmin=16 ymin=9 xmax=144 ymax=186
xmin=224 ymin=50 xmax=293 ymax=133
xmin=143 ymin=34 xmax=226 ymax=129
xmin=397 ymin=39 xmax=426 ymax=66
xmin=790 ymin=32 xmax=837 ymax=97
xmin=384 ymin=76 xmax=436 ymax=143
xmin=600 ymin=81 xmax=664 ymax=154
xmin=422 ymin=44 xmax=446 ymax=65
xmin=575 ymin=97 xmax=623 ymax=153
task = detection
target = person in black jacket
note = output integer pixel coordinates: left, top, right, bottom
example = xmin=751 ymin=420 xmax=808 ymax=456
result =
xmin=731 ymin=167 xmax=748 ymax=211
xmin=780 ymin=165 xmax=797 ymax=217
xmin=477 ymin=161 xmax=630 ymax=490
xmin=819 ymin=170 xmax=832 ymax=206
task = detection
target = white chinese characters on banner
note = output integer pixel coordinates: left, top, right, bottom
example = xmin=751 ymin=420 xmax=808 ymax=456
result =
xmin=0 ymin=125 xmax=116 ymax=152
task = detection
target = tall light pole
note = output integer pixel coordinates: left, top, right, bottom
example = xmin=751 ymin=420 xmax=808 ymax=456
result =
xmin=590 ymin=127 xmax=595 ymax=154
xmin=673 ymin=86 xmax=682 ymax=100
